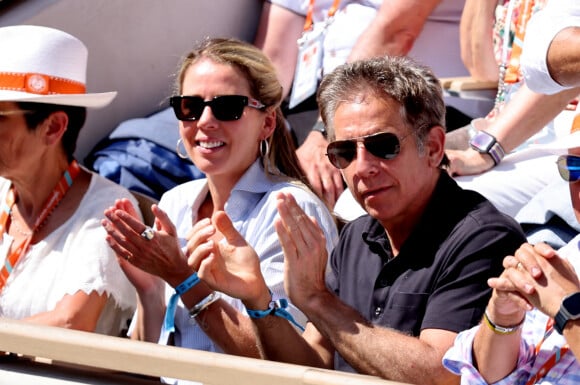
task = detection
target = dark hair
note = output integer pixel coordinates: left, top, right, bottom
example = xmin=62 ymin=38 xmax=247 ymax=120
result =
xmin=175 ymin=37 xmax=308 ymax=183
xmin=317 ymin=55 xmax=448 ymax=167
xmin=17 ymin=102 xmax=87 ymax=161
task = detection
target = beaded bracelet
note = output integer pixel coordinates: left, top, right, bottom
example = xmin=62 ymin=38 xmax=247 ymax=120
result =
xmin=189 ymin=291 xmax=220 ymax=320
xmin=483 ymin=311 xmax=524 ymax=335
xmin=246 ymin=292 xmax=305 ymax=332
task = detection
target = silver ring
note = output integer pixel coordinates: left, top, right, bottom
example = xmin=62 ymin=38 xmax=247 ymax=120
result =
xmin=516 ymin=262 xmax=523 ymax=270
xmin=140 ymin=226 xmax=155 ymax=241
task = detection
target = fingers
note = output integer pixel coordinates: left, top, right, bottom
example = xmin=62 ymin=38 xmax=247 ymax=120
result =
xmin=276 ymin=192 xmax=322 ymax=247
xmin=151 ymin=205 xmax=178 ymax=236
xmin=514 ymin=243 xmax=543 ymax=278
xmin=212 ymin=211 xmax=247 ymax=247
xmin=184 ymin=218 xmax=215 ymax=258
xmin=488 ymin=276 xmax=534 ymax=311
xmin=320 ymin=168 xmax=344 ymax=208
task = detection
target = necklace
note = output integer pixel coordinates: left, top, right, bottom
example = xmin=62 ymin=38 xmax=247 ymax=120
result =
xmin=8 ymin=199 xmax=63 ymax=238
xmin=8 ymin=210 xmax=33 ymax=237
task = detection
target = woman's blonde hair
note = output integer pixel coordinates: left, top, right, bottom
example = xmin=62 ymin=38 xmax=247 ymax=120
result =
xmin=175 ymin=37 xmax=308 ymax=182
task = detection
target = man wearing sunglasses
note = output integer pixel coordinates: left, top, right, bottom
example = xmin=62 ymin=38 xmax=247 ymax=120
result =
xmin=194 ymin=55 xmax=527 ymax=384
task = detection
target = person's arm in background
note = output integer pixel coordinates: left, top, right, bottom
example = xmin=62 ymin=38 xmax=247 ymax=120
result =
xmin=446 ymin=84 xmax=580 ymax=176
xmin=521 ymin=3 xmax=580 ymax=94
xmin=547 ymin=27 xmax=580 ymax=89
xmin=347 ymin=0 xmax=440 ymax=61
xmin=253 ymin=1 xmax=304 ymax=100
xmin=458 ymin=0 xmax=498 ymax=82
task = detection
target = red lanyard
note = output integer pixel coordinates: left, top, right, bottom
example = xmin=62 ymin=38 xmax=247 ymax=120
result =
xmin=303 ymin=0 xmax=341 ymax=32
xmin=524 ymin=318 xmax=569 ymax=385
xmin=0 ymin=160 xmax=80 ymax=293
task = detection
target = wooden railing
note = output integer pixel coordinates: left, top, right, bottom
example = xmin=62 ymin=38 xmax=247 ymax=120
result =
xmin=0 ymin=318 xmax=409 ymax=385
xmin=440 ymin=76 xmax=497 ymax=100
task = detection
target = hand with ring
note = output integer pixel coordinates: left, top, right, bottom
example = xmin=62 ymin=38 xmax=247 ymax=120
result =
xmin=141 ymin=226 xmax=155 ymax=240
xmin=102 ymin=198 xmax=191 ymax=287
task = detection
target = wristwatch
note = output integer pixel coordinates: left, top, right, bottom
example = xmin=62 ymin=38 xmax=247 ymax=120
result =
xmin=469 ymin=130 xmax=505 ymax=166
xmin=312 ymin=120 xmax=327 ymax=138
xmin=554 ymin=291 xmax=580 ymax=334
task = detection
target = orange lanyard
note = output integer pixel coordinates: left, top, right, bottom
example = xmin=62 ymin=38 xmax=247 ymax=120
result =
xmin=303 ymin=0 xmax=341 ymax=32
xmin=504 ymin=0 xmax=536 ymax=84
xmin=0 ymin=160 xmax=80 ymax=293
xmin=524 ymin=318 xmax=570 ymax=385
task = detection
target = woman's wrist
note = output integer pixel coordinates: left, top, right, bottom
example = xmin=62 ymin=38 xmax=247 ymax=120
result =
xmin=484 ymin=305 xmax=526 ymax=333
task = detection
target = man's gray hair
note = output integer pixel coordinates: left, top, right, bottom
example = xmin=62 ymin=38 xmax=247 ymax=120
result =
xmin=317 ymin=55 xmax=446 ymax=147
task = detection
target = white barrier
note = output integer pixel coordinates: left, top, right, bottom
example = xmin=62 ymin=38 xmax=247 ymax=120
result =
xmin=0 ymin=318 xmax=407 ymax=385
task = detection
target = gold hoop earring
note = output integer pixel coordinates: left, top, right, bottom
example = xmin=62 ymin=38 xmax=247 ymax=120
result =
xmin=176 ymin=138 xmax=188 ymax=159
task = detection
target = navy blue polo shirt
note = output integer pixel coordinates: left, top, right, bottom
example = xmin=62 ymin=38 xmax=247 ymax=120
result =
xmin=326 ymin=172 xmax=526 ymax=373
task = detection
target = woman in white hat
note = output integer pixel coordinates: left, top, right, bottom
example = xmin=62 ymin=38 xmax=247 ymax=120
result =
xmin=0 ymin=25 xmax=136 ymax=335
xmin=101 ymin=38 xmax=337 ymax=369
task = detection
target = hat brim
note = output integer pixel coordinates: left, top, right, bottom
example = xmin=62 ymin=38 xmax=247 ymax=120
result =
xmin=0 ymin=90 xmax=117 ymax=108
xmin=527 ymin=131 xmax=580 ymax=155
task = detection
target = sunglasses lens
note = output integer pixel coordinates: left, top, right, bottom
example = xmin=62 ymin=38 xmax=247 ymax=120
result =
xmin=364 ymin=132 xmax=401 ymax=159
xmin=557 ymin=155 xmax=580 ymax=182
xmin=327 ymin=141 xmax=356 ymax=169
xmin=170 ymin=95 xmax=249 ymax=121
xmin=171 ymin=96 xmax=204 ymax=121
xmin=211 ymin=95 xmax=248 ymax=121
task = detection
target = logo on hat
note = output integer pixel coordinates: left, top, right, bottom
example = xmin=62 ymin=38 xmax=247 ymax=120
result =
xmin=25 ymin=73 xmax=49 ymax=95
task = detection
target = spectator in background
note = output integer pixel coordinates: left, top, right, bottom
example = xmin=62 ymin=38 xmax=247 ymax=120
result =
xmin=254 ymin=0 xmax=481 ymax=210
xmin=444 ymin=0 xmax=580 ymax=220
xmin=443 ymin=129 xmax=580 ymax=385
xmin=188 ymin=56 xmax=525 ymax=384
xmin=0 ymin=25 xmax=136 ymax=336
xmin=101 ymin=38 xmax=337 ymax=383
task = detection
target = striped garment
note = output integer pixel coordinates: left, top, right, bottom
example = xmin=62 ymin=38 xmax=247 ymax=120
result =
xmin=443 ymin=235 xmax=580 ymax=385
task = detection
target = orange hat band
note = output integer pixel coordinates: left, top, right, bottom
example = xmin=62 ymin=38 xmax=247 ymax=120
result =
xmin=0 ymin=72 xmax=86 ymax=95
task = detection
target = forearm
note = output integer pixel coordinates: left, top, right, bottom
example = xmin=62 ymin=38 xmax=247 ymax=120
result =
xmin=487 ymin=84 xmax=580 ymax=153
xmin=472 ymin=305 xmax=524 ymax=383
xmin=547 ymin=27 xmax=580 ymax=88
xmin=253 ymin=2 xmax=303 ymax=99
xmin=133 ymin=289 xmax=165 ymax=342
xmin=191 ymin=298 xmax=261 ymax=358
xmin=460 ymin=0 xmax=497 ymax=82
xmin=23 ymin=291 xmax=107 ymax=332
xmin=302 ymin=291 xmax=457 ymax=384
xmin=251 ymin=315 xmax=332 ymax=367
xmin=564 ymin=319 xmax=580 ymax=360
xmin=348 ymin=0 xmax=439 ymax=61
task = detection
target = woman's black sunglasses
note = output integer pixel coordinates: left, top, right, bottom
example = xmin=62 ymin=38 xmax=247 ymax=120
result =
xmin=170 ymin=95 xmax=266 ymax=122
xmin=326 ymin=131 xmax=407 ymax=169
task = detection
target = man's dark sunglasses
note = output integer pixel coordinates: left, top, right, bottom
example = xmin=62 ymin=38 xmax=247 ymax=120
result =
xmin=326 ymin=131 xmax=408 ymax=169
xmin=557 ymin=155 xmax=580 ymax=182
xmin=170 ymin=95 xmax=266 ymax=122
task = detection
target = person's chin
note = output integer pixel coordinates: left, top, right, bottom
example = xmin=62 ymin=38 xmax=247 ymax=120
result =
xmin=360 ymin=187 xmax=392 ymax=212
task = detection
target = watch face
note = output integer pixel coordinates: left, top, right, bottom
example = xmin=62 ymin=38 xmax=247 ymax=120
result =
xmin=470 ymin=132 xmax=496 ymax=153
xmin=563 ymin=292 xmax=580 ymax=318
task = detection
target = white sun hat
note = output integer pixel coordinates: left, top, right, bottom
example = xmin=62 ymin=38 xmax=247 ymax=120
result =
xmin=0 ymin=25 xmax=116 ymax=108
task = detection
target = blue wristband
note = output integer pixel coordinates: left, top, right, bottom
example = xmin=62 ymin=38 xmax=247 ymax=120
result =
xmin=246 ymin=292 xmax=305 ymax=332
xmin=162 ymin=272 xmax=200 ymax=334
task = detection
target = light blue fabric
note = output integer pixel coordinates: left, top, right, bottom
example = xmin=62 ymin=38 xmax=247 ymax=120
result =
xmin=516 ymin=178 xmax=580 ymax=249
xmin=156 ymin=160 xmax=338 ymax=355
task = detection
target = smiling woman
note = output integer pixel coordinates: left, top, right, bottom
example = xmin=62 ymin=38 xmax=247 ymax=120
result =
xmin=100 ymin=38 xmax=338 ymax=384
